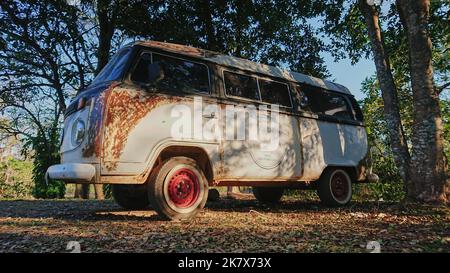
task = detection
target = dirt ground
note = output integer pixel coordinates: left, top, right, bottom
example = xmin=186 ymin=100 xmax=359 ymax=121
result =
xmin=0 ymin=195 xmax=448 ymax=253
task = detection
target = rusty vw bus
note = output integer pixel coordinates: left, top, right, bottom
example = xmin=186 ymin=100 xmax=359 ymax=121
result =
xmin=46 ymin=41 xmax=378 ymax=220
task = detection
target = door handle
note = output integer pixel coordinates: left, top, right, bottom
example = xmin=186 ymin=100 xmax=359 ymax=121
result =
xmin=203 ymin=112 xmax=216 ymax=119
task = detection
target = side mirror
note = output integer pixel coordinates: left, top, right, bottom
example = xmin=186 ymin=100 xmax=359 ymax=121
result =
xmin=147 ymin=63 xmax=164 ymax=84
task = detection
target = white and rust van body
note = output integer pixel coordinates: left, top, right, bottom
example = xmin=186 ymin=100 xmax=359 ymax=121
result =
xmin=47 ymin=41 xmax=377 ymax=219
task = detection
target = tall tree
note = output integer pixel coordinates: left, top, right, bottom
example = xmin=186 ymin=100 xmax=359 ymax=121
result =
xmin=358 ymin=0 xmax=412 ymax=195
xmin=322 ymin=0 xmax=448 ymax=204
xmin=396 ymin=0 xmax=448 ymax=203
xmin=0 ymin=0 xmax=95 ymax=198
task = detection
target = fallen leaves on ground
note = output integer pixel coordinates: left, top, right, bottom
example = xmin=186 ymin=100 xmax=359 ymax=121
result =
xmin=0 ymin=196 xmax=448 ymax=253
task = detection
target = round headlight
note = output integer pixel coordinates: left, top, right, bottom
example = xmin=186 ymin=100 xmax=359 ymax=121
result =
xmin=71 ymin=119 xmax=86 ymax=146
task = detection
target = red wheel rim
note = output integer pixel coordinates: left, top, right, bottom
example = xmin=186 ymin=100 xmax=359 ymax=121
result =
xmin=331 ymin=172 xmax=349 ymax=201
xmin=167 ymin=168 xmax=200 ymax=208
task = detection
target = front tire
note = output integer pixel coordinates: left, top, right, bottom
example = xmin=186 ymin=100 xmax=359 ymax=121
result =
xmin=148 ymin=157 xmax=208 ymax=220
xmin=252 ymin=187 xmax=284 ymax=204
xmin=317 ymin=168 xmax=352 ymax=207
xmin=112 ymin=184 xmax=149 ymax=210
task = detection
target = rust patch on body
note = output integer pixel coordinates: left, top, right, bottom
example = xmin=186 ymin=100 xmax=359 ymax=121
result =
xmin=103 ymin=87 xmax=184 ymax=171
xmin=82 ymin=83 xmax=117 ymax=158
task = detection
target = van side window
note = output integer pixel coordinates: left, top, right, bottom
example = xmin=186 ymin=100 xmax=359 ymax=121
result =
xmin=152 ymin=53 xmax=210 ymax=93
xmin=298 ymin=85 xmax=322 ymax=113
xmin=300 ymin=85 xmax=354 ymax=120
xmin=131 ymin=52 xmax=210 ymax=93
xmin=224 ymin=71 xmax=260 ymax=101
xmin=258 ymin=79 xmax=292 ymax=107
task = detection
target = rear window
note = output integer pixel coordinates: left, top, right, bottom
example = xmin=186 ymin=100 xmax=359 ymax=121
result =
xmin=321 ymin=92 xmax=354 ymax=120
xmin=224 ymin=71 xmax=260 ymax=101
xmin=299 ymin=85 xmax=355 ymax=120
xmin=259 ymin=79 xmax=292 ymax=107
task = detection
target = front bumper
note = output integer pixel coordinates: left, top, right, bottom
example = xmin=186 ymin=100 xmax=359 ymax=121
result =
xmin=46 ymin=163 xmax=96 ymax=183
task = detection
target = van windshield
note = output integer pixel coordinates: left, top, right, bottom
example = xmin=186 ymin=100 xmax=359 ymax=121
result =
xmin=88 ymin=47 xmax=132 ymax=88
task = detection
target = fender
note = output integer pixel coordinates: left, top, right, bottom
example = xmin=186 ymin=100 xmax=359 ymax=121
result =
xmin=100 ymin=140 xmax=219 ymax=184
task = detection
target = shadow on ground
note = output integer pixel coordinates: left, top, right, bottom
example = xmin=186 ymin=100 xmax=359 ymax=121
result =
xmin=0 ymin=197 xmax=444 ymax=221
xmin=0 ymin=198 xmax=448 ymax=253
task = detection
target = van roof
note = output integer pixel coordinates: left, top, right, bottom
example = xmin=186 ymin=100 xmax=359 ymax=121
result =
xmin=134 ymin=40 xmax=352 ymax=95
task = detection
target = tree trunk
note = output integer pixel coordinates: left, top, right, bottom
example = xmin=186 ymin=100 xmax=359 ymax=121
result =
xmin=397 ymin=0 xmax=448 ymax=204
xmin=195 ymin=0 xmax=219 ymax=51
xmin=74 ymin=184 xmax=90 ymax=199
xmin=94 ymin=184 xmax=105 ymax=200
xmin=358 ymin=0 xmax=412 ymax=192
xmin=95 ymin=0 xmax=115 ymax=75
xmin=233 ymin=0 xmax=246 ymax=58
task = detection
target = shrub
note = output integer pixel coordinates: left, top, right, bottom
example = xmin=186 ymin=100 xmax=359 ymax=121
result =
xmin=0 ymin=157 xmax=33 ymax=199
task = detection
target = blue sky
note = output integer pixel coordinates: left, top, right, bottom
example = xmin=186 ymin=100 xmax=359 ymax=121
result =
xmin=322 ymin=52 xmax=375 ymax=100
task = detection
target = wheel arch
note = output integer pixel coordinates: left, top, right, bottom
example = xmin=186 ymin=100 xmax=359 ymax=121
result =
xmin=152 ymin=145 xmax=215 ymax=184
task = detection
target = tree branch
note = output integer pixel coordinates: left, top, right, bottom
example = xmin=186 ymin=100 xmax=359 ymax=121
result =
xmin=436 ymin=82 xmax=450 ymax=94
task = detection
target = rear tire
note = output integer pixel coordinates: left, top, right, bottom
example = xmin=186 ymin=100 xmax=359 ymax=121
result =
xmin=112 ymin=184 xmax=149 ymax=210
xmin=148 ymin=157 xmax=208 ymax=220
xmin=317 ymin=168 xmax=352 ymax=207
xmin=252 ymin=187 xmax=284 ymax=204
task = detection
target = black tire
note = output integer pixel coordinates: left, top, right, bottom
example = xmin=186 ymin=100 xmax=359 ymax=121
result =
xmin=112 ymin=184 xmax=149 ymax=210
xmin=252 ymin=187 xmax=284 ymax=204
xmin=147 ymin=157 xmax=208 ymax=220
xmin=317 ymin=168 xmax=352 ymax=207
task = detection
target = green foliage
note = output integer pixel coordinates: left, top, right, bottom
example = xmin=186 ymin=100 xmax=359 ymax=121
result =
xmin=320 ymin=1 xmax=371 ymax=64
xmin=0 ymin=0 xmax=93 ymax=198
xmin=354 ymin=183 xmax=404 ymax=202
xmin=0 ymin=156 xmax=33 ymax=198
xmin=23 ymin=130 xmax=65 ymax=199
xmin=359 ymin=79 xmax=449 ymax=202
xmin=135 ymin=0 xmax=331 ymax=77
xmin=342 ymin=1 xmax=450 ymax=201
xmin=358 ymin=76 xmax=406 ymax=201
xmin=284 ymin=189 xmax=320 ymax=202
xmin=284 ymin=186 xmax=404 ymax=202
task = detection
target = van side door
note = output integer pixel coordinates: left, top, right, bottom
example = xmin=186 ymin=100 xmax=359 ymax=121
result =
xmin=217 ymin=69 xmax=303 ymax=180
